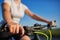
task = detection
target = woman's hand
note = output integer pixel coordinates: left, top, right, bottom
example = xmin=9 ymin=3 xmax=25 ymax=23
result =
xmin=19 ymin=25 xmax=25 ymax=36
xmin=49 ymin=21 xmax=55 ymax=27
xmin=8 ymin=22 xmax=25 ymax=36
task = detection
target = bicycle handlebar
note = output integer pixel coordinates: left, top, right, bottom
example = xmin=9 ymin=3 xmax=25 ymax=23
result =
xmin=0 ymin=20 xmax=56 ymax=38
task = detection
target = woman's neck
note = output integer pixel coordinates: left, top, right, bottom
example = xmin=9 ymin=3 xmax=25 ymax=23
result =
xmin=15 ymin=0 xmax=21 ymax=5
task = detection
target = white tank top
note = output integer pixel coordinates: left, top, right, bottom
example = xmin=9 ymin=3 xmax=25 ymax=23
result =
xmin=4 ymin=0 xmax=28 ymax=24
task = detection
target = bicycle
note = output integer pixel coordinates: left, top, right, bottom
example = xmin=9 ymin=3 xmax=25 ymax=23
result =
xmin=24 ymin=20 xmax=56 ymax=40
xmin=0 ymin=20 xmax=56 ymax=40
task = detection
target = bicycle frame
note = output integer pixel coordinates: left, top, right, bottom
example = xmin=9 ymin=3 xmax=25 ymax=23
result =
xmin=33 ymin=29 xmax=52 ymax=40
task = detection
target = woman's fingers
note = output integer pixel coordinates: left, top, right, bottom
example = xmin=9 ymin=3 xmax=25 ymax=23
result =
xmin=19 ymin=26 xmax=25 ymax=36
xmin=16 ymin=24 xmax=19 ymax=34
xmin=50 ymin=21 xmax=55 ymax=27
xmin=13 ymin=25 xmax=16 ymax=33
xmin=21 ymin=28 xmax=24 ymax=36
xmin=8 ymin=23 xmax=24 ymax=35
xmin=9 ymin=25 xmax=13 ymax=33
xmin=9 ymin=25 xmax=17 ymax=34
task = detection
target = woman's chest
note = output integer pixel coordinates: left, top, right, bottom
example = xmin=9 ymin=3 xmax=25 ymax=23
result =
xmin=10 ymin=2 xmax=25 ymax=18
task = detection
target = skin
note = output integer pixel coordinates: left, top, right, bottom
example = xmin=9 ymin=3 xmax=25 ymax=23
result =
xmin=2 ymin=0 xmax=55 ymax=40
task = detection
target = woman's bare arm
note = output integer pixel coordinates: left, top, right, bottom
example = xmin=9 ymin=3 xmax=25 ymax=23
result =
xmin=25 ymin=9 xmax=50 ymax=24
xmin=2 ymin=3 xmax=25 ymax=34
xmin=2 ymin=3 xmax=13 ymax=24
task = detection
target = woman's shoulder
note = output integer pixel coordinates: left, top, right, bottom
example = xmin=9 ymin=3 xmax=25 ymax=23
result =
xmin=21 ymin=3 xmax=28 ymax=9
xmin=4 ymin=0 xmax=11 ymax=2
xmin=3 ymin=0 xmax=11 ymax=6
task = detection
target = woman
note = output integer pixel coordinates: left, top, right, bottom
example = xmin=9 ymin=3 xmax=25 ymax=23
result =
xmin=2 ymin=0 xmax=55 ymax=40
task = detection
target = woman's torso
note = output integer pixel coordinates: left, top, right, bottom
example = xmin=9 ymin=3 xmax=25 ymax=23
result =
xmin=10 ymin=1 xmax=25 ymax=23
xmin=3 ymin=0 xmax=28 ymax=24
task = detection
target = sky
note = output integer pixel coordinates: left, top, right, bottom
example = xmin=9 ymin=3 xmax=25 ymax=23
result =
xmin=0 ymin=0 xmax=60 ymax=28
